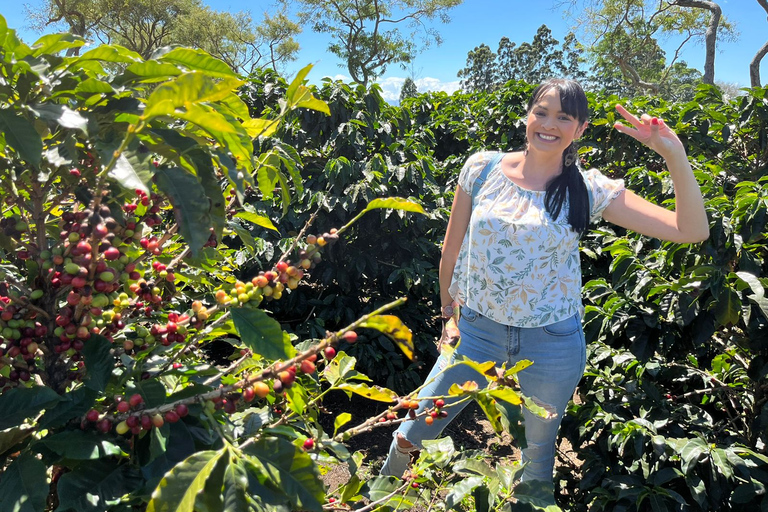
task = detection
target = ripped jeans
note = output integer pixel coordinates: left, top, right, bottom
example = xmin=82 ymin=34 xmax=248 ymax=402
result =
xmin=386 ymin=306 xmax=586 ymax=482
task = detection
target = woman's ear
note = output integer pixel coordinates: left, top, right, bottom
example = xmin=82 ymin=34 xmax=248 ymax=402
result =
xmin=576 ymin=121 xmax=589 ymax=139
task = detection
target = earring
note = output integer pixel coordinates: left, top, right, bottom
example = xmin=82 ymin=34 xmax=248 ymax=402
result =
xmin=563 ymin=143 xmax=577 ymax=167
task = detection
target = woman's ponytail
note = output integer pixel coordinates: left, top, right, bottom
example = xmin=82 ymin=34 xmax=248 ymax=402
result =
xmin=545 ymin=142 xmax=590 ymax=235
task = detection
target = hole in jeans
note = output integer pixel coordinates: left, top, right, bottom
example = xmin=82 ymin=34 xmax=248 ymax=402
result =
xmin=528 ymin=395 xmax=558 ymax=421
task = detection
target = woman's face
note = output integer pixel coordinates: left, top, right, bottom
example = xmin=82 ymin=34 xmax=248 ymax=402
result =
xmin=526 ymin=87 xmax=587 ymax=158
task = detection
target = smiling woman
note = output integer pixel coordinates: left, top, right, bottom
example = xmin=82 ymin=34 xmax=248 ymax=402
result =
xmin=379 ymin=77 xmax=709 ymax=501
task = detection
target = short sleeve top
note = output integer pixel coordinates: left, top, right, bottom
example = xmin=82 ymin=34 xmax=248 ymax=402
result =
xmin=448 ymin=151 xmax=625 ymax=327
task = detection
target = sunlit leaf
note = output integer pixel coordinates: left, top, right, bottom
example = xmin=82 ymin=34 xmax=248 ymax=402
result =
xmin=234 ymin=211 xmax=278 ymax=232
xmin=363 ymin=197 xmax=426 ymax=215
xmin=334 ymin=413 xmax=352 ymax=435
xmin=337 ymin=382 xmax=398 ymax=403
xmin=146 ymin=449 xmax=225 ymax=512
xmin=358 ymin=314 xmax=414 ymax=360
xmin=230 ymin=308 xmax=296 ymax=360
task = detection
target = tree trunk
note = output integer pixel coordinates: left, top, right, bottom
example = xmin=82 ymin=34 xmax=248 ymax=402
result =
xmin=673 ymin=0 xmax=722 ymax=84
xmin=753 ymin=0 xmax=768 ymax=87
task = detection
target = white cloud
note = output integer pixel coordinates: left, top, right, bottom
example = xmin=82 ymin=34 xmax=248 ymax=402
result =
xmin=375 ymin=76 xmax=462 ymax=103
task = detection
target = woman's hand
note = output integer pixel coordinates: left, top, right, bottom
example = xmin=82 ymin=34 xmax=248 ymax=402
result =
xmin=437 ymin=317 xmax=460 ymax=354
xmin=613 ymin=104 xmax=686 ymax=161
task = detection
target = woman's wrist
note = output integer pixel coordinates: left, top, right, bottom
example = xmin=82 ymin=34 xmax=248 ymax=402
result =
xmin=440 ymin=303 xmax=456 ymax=318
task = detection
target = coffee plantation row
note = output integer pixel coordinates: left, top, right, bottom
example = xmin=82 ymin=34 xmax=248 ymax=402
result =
xmin=1 ymin=14 xmax=768 ymax=512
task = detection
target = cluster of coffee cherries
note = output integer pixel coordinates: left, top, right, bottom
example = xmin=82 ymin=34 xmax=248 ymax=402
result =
xmin=213 ymin=229 xmax=340 ymax=308
xmin=423 ymin=398 xmax=448 ymax=426
xmin=83 ymin=393 xmax=190 ymax=435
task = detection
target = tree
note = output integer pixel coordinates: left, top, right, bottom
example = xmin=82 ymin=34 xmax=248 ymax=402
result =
xmin=458 ymin=25 xmax=586 ymax=92
xmin=751 ymin=0 xmax=768 ymax=87
xmin=285 ymin=0 xmax=463 ymax=87
xmin=399 ymin=77 xmax=419 ymax=102
xmin=559 ymin=0 xmax=736 ymax=92
xmin=457 ymin=43 xmax=497 ymax=92
xmin=24 ymin=0 xmax=300 ymax=71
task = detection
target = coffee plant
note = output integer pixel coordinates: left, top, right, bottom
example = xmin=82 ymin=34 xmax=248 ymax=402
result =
xmin=0 ymin=15 xmax=555 ymax=512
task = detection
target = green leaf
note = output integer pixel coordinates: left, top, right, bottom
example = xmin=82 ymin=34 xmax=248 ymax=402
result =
xmin=362 ymin=197 xmax=426 ymax=215
xmin=143 ymin=72 xmax=244 ymax=119
xmin=159 ymin=48 xmax=237 ymax=78
xmin=337 ymin=382 xmax=398 ymax=403
xmin=81 ymin=334 xmax=114 ymax=392
xmin=334 ymin=413 xmax=352 ymax=435
xmin=244 ymin=437 xmax=324 ymax=512
xmin=488 ymin=387 xmax=523 ymax=406
xmin=222 ymin=460 xmax=249 ymax=512
xmin=77 ymin=44 xmax=142 ymax=64
xmin=108 ymin=152 xmax=151 ymax=194
xmin=155 ymin=167 xmax=212 ymax=256
xmin=323 ymin=352 xmax=370 ymax=386
xmin=28 ymin=104 xmax=88 ymax=133
xmin=38 ymin=386 xmax=98 ymax=429
xmin=0 ymin=386 xmax=61 ymax=430
xmin=0 ymin=109 xmax=42 ymax=168
xmin=285 ymin=64 xmax=313 ymax=105
xmin=55 ymin=459 xmax=144 ymax=512
xmin=474 ymin=392 xmax=504 ymax=433
xmin=242 ymin=118 xmax=279 ymax=138
xmin=126 ymin=379 xmax=167 ymax=408
xmin=711 ymin=287 xmax=742 ymax=326
xmin=234 ymin=211 xmax=278 ymax=232
xmin=0 ymin=426 xmax=34 ymax=456
xmin=358 ymin=314 xmax=414 ymax=360
xmin=38 ymin=429 xmax=126 ymax=460
xmin=0 ymin=451 xmax=48 ymax=512
xmin=31 ymin=33 xmax=83 ymax=56
xmin=121 ymin=61 xmax=182 ymax=83
xmin=680 ymin=438 xmax=707 ymax=474
xmin=445 ymin=476 xmax=485 ymax=510
xmin=230 ymin=308 xmax=296 ymax=360
xmin=735 ymin=271 xmax=765 ymax=299
xmin=147 ymin=449 xmax=225 ymax=512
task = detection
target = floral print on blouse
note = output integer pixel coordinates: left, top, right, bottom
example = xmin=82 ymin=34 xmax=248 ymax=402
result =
xmin=449 ymin=151 xmax=625 ymax=327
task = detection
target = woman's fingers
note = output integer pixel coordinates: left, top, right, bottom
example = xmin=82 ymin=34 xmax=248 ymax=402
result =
xmin=615 ymin=104 xmax=642 ymax=126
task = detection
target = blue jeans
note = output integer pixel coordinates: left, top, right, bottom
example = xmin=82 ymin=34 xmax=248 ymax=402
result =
xmin=386 ymin=307 xmax=586 ymax=482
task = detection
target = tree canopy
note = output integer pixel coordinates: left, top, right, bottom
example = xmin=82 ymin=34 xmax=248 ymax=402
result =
xmin=24 ymin=0 xmax=300 ymax=72
xmin=558 ymin=0 xmax=736 ymax=92
xmin=284 ymin=0 xmax=463 ymax=87
xmin=457 ymin=25 xmax=585 ymax=92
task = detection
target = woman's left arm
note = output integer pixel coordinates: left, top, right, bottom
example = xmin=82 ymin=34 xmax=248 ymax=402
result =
xmin=602 ymin=104 xmax=709 ymax=244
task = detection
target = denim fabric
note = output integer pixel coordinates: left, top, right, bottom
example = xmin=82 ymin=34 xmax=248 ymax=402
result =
xmin=381 ymin=306 xmax=586 ymax=483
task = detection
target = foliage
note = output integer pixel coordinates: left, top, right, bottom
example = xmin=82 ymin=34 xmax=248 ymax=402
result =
xmin=283 ymin=0 xmax=463 ymax=87
xmin=399 ymin=77 xmax=419 ymax=103
xmin=0 ymin=16 xmax=534 ymax=512
xmin=243 ymin=68 xmax=768 ymax=511
xmin=24 ymin=0 xmax=300 ymax=72
xmin=458 ymin=25 xmax=585 ymax=93
xmin=561 ymin=0 xmax=736 ymax=91
xmin=5 ymin=11 xmax=768 ymax=511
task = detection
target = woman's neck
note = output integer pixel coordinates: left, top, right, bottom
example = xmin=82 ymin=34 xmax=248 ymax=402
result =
xmin=514 ymin=151 xmax=564 ymax=189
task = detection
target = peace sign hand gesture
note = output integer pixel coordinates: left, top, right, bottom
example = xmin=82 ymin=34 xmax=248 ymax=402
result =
xmin=613 ymin=104 xmax=686 ymax=161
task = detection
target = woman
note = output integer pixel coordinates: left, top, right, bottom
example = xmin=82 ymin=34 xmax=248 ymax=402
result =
xmin=380 ymin=79 xmax=709 ymax=484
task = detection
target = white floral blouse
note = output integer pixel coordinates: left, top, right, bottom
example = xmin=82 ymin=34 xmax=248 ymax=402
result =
xmin=448 ymin=151 xmax=625 ymax=327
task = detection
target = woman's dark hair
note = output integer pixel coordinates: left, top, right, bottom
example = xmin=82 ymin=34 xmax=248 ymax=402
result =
xmin=527 ymin=79 xmax=590 ymax=234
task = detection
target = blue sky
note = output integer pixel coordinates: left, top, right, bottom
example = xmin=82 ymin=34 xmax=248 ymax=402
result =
xmin=2 ymin=0 xmax=766 ymax=102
